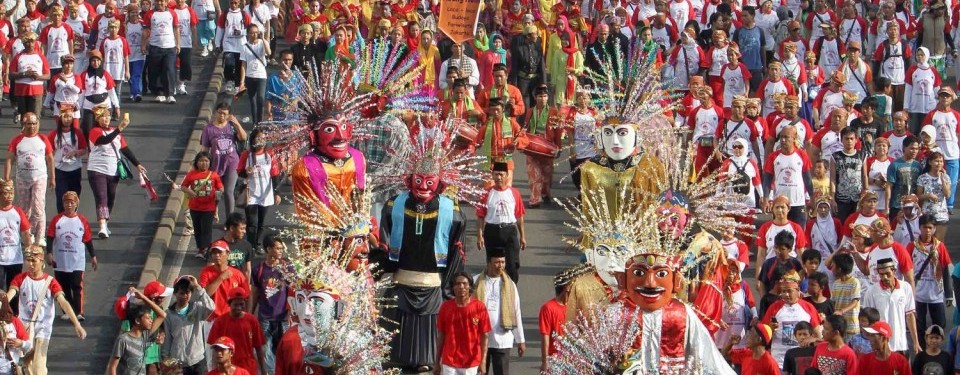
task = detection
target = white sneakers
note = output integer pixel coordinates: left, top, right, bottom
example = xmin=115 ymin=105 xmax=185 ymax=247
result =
xmin=178 ymin=83 xmax=188 ymax=95
xmin=168 ymin=96 xmax=176 ymax=103
xmin=36 ymin=238 xmax=46 ymax=247
xmin=98 ymin=226 xmax=110 ymax=239
xmin=156 ymin=95 xmax=167 ymax=103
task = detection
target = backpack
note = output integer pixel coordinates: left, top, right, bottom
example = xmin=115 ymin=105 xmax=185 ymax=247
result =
xmin=731 ymin=160 xmax=752 ymax=195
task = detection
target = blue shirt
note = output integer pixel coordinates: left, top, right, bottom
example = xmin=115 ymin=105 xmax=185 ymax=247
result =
xmin=735 ymin=26 xmax=765 ymax=70
xmin=886 ymin=158 xmax=922 ymax=208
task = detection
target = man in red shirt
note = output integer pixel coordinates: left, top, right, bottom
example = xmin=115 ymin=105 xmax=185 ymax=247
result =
xmin=435 ymin=272 xmax=491 ymax=375
xmin=207 ymin=287 xmax=266 ymax=375
xmin=811 ymin=315 xmax=859 ymax=374
xmin=859 ymin=321 xmax=912 ymax=374
xmin=539 ymin=269 xmax=576 ymax=373
xmin=198 ymin=240 xmax=248 ymax=321
xmin=208 ymin=336 xmax=252 ymax=375
xmin=721 ymin=322 xmax=780 ymax=374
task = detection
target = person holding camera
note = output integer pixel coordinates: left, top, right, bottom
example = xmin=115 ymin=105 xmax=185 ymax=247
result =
xmin=238 ymin=23 xmax=270 ymax=125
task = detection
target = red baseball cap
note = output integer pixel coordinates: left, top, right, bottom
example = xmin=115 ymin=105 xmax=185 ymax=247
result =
xmin=211 ymin=336 xmax=236 ymax=351
xmin=209 ymin=240 xmax=229 ymax=253
xmin=863 ymin=321 xmax=892 ymax=339
xmin=227 ymin=286 xmax=249 ymax=301
xmin=143 ymin=280 xmax=173 ymax=299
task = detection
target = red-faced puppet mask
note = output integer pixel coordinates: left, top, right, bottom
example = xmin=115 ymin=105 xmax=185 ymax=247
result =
xmin=624 ymin=255 xmax=682 ymax=312
xmin=408 ymin=173 xmax=442 ymax=202
xmin=656 ymin=189 xmax=690 ymax=240
xmin=310 ymin=114 xmax=353 ymax=159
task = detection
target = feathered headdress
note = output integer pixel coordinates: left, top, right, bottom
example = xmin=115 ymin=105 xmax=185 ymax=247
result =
xmin=276 ymin=184 xmax=396 ymax=374
xmin=258 ymin=40 xmax=435 ymax=165
xmin=368 ymin=116 xmax=487 ymax=206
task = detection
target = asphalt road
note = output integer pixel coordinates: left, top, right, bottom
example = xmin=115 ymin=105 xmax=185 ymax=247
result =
xmin=26 ymin=54 xmax=219 ymax=373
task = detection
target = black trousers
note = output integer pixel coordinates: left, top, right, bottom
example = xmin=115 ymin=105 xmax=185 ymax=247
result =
xmin=55 ymin=270 xmax=84 ymax=315
xmin=17 ymin=94 xmax=41 ymax=117
xmin=244 ymin=204 xmax=271 ymax=248
xmin=486 ymin=348 xmax=511 ymax=375
xmin=516 ymin=77 xmax=537 ymax=112
xmin=190 ymin=210 xmax=215 ymax=252
xmin=483 ymin=223 xmax=521 ymax=283
xmin=788 ymin=206 xmax=808 ymax=229
xmin=178 ymin=47 xmax=193 ymax=81
xmin=836 ymin=200 xmax=858 ymax=224
xmin=55 ymin=168 xmax=83 ymax=212
xmin=0 ymin=263 xmax=21 ymax=314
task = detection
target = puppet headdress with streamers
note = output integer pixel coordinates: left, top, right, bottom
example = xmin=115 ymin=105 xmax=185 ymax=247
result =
xmin=257 ymin=40 xmax=435 ymax=165
xmin=368 ymin=116 xmax=487 ymax=206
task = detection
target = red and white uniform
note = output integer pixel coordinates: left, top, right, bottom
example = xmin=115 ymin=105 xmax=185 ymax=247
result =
xmin=838 ymin=16 xmax=867 ymax=45
xmin=39 ymin=23 xmax=74 ymax=70
xmin=91 ymin=13 xmax=124 ymax=48
xmin=923 ymin=109 xmax=960 ymax=161
xmin=98 ymin=36 xmax=130 ymax=80
xmin=125 ymin=21 xmax=145 ymax=62
xmin=872 ymin=39 xmax=912 ymax=85
xmin=7 ymin=134 xmax=52 ymax=181
xmin=811 ymin=128 xmax=845 ymax=162
xmin=47 ymin=213 xmax=93 ymax=272
xmin=143 ymin=9 xmax=179 ymax=48
xmin=648 ymin=22 xmax=679 ymax=52
xmin=688 ymin=105 xmax=725 ymax=144
xmin=841 ymin=211 xmax=886 ymax=239
xmin=669 ymin=0 xmax=695 ymax=31
xmin=11 ymin=51 xmax=49 ymax=96
xmin=78 ymin=70 xmax=118 ymax=110
xmin=0 ymin=207 xmax=28 ymax=265
xmin=812 ymin=37 xmax=845 ymax=78
xmin=868 ymin=18 xmax=907 ymax=50
xmin=904 ymin=65 xmax=941 ymax=114
xmin=813 ymin=87 xmax=846 ymax=126
xmin=719 ymin=63 xmax=751 ymax=108
xmin=841 ymin=59 xmax=873 ymax=103
xmin=476 ymin=186 xmax=526 ymax=224
xmin=721 ymin=157 xmax=763 ymax=207
xmin=757 ymin=220 xmax=808 ymax=259
xmin=763 ymin=148 xmax=813 ymax=206
xmin=761 ymin=299 xmax=822 ymax=368
xmin=705 ymin=44 xmax=731 ymax=78
xmin=805 ymin=10 xmax=838 ymax=40
xmin=776 ymin=37 xmax=808 ymax=62
xmin=768 ymin=117 xmax=815 ymax=148
xmin=756 ymin=78 xmax=796 ymax=116
xmin=716 ymin=117 xmax=759 ymax=158
xmin=668 ymin=43 xmax=707 ymax=91
xmin=880 ymin=130 xmax=913 ymax=159
xmin=865 ymin=157 xmax=893 ymax=210
xmin=172 ymin=6 xmax=198 ymax=50
xmin=10 ymin=272 xmax=64 ymax=340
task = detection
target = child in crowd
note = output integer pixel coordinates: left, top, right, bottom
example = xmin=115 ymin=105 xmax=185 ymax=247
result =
xmin=180 ymin=151 xmax=224 ymax=259
xmin=800 ymin=248 xmax=826 ymax=292
xmin=722 ymin=323 xmax=779 ymax=375
xmin=803 ymin=272 xmax=834 ymax=321
xmin=880 ymin=111 xmax=912 ymax=160
xmin=715 ymin=258 xmax=756 ymax=351
xmin=759 ymin=231 xmax=804 ymax=295
xmin=913 ymin=325 xmax=953 ymax=374
xmin=872 ymin=76 xmax=893 ymax=130
xmin=849 ymin=307 xmax=881 ymax=355
xmin=721 ymin=226 xmax=750 ymax=273
xmin=811 ymin=160 xmax=833 ymax=199
xmin=908 ymin=214 xmax=953 ymax=341
xmin=782 ymin=321 xmax=817 ymax=375
xmin=828 ymin=252 xmax=861 ymax=341
xmin=865 ymin=138 xmax=893 ymax=214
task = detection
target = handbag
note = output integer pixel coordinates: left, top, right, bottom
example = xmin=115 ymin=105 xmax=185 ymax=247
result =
xmin=1 ymin=321 xmax=22 ymax=375
xmin=206 ymin=10 xmax=216 ymax=19
xmin=112 ymin=140 xmax=134 ymax=181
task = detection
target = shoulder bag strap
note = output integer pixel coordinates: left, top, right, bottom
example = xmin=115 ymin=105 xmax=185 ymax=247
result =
xmin=245 ymin=42 xmax=266 ymax=67
xmin=915 ymin=242 xmax=936 ymax=280
xmin=849 ymin=63 xmax=869 ymax=94
xmin=724 ymin=120 xmax=746 ymax=143
xmin=844 ymin=19 xmax=856 ymax=44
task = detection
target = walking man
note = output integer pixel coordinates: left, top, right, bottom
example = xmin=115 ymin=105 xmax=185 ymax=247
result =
xmin=473 ymin=249 xmax=525 ymax=375
xmin=476 ymin=162 xmax=526 ymax=283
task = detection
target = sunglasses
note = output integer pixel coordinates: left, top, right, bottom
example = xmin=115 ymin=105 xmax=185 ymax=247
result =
xmin=790 ymin=28 xmax=800 ymax=32
xmin=732 ymin=144 xmax=744 ymax=149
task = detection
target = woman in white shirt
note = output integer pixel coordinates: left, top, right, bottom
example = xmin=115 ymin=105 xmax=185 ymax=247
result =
xmin=86 ymin=105 xmax=145 ymax=237
xmin=48 ymin=108 xmax=87 ymax=212
xmin=238 ymin=23 xmax=270 ymax=125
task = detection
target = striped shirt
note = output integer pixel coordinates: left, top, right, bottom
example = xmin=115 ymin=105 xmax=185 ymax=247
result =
xmin=829 ymin=276 xmax=861 ymax=336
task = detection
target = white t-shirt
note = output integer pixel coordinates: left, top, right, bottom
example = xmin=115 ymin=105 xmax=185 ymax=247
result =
xmin=708 ymin=45 xmax=729 ymax=76
xmin=759 ymin=221 xmax=801 ymax=259
xmin=99 ymin=36 xmax=129 ymax=79
xmin=862 ymin=281 xmax=916 ymax=352
xmin=39 ymin=24 xmax=73 ymax=69
xmin=87 ymin=127 xmax=125 ymax=176
xmin=911 ymin=243 xmax=946 ymax=303
xmin=145 ymin=9 xmax=179 ymax=49
xmin=0 ymin=207 xmax=27 ymax=265
xmin=12 ymin=273 xmax=62 ymax=340
xmin=50 ymin=130 xmax=83 ymax=172
xmin=9 ymin=134 xmax=52 ymax=180
xmin=905 ymin=66 xmax=939 ymax=114
xmin=929 ymin=110 xmax=960 ymax=160
xmin=769 ymin=302 xmax=817 ymax=368
xmin=125 ymin=22 xmax=145 ymax=61
xmin=764 ymin=149 xmax=812 ymax=206
xmin=690 ymin=106 xmax=722 ymax=143
xmin=50 ymin=214 xmax=92 ymax=272
xmin=720 ymin=64 xmax=748 ymax=108
xmin=173 ymin=7 xmax=196 ymax=47
xmin=240 ymin=39 xmax=268 ymax=79
xmin=481 ymin=188 xmax=522 ymax=225
xmin=244 ymin=151 xmax=275 ymax=206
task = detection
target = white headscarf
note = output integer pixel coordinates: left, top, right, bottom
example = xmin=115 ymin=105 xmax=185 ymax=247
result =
xmin=917 ymin=46 xmax=930 ymax=68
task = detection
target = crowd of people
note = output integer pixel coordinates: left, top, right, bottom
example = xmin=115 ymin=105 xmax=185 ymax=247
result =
xmin=3 ymin=0 xmax=960 ymax=372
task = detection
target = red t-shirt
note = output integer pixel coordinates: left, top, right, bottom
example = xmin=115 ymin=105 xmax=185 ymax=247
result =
xmin=274 ymin=328 xmax=305 ymax=375
xmin=181 ymin=169 xmax=223 ymax=212
xmin=810 ymin=342 xmax=859 ymax=375
xmin=205 ymin=368 xmax=251 ymax=375
xmin=437 ymin=298 xmax=491 ymax=369
xmin=198 ymin=265 xmax=249 ymax=321
xmin=858 ymin=352 xmax=911 ymax=375
xmin=208 ymin=312 xmax=265 ymax=375
xmin=538 ymin=299 xmax=566 ymax=355
xmin=729 ymin=348 xmax=781 ymax=375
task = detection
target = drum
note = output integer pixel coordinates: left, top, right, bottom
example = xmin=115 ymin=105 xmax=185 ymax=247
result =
xmin=453 ymin=123 xmax=478 ymax=146
xmin=520 ymin=136 xmax=559 ymax=158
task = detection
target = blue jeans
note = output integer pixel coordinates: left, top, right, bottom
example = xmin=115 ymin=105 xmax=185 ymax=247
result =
xmin=946 ymin=158 xmax=959 ymax=208
xmin=198 ymin=19 xmax=216 ymax=47
xmin=259 ymin=318 xmax=287 ymax=373
xmin=129 ymin=60 xmax=145 ymax=97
